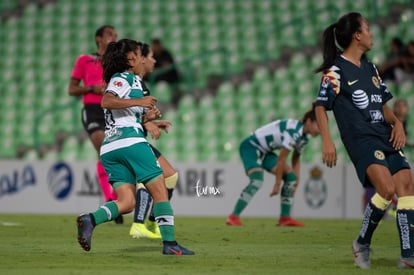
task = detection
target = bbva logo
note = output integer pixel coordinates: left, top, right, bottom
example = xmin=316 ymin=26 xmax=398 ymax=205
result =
xmin=47 ymin=162 xmax=73 ymax=200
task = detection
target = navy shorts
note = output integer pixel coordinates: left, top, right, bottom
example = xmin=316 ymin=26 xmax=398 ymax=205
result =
xmin=355 ymin=149 xmax=410 ymax=187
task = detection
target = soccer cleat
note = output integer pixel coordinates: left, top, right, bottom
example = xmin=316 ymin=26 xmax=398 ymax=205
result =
xmin=145 ymin=219 xmax=161 ymax=238
xmin=277 ymin=216 xmax=305 ymax=227
xmin=129 ymin=222 xmax=161 ymax=239
xmin=397 ymin=257 xmax=414 ymax=269
xmin=77 ymin=214 xmax=94 ymax=252
xmin=226 ymin=214 xmax=243 ymax=226
xmin=163 ymin=243 xmax=195 ymax=255
xmin=352 ymin=240 xmax=371 ymax=269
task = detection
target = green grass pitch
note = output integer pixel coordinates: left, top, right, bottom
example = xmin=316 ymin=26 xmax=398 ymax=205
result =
xmin=0 ymin=214 xmax=406 ymax=274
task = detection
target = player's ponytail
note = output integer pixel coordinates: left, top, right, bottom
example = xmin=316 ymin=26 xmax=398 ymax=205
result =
xmin=315 ymin=12 xmax=363 ymax=73
xmin=314 ymin=23 xmax=338 ymax=73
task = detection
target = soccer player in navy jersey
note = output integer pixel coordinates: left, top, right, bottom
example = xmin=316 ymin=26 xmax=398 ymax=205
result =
xmin=314 ymin=12 xmax=414 ymax=269
xmin=129 ymin=51 xmax=178 ymax=239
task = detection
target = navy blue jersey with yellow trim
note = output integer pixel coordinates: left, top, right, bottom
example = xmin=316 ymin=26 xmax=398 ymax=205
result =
xmin=315 ymin=55 xmax=395 ymax=161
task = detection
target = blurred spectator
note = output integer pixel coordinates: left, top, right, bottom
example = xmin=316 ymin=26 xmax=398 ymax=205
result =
xmin=151 ymin=38 xmax=180 ymax=84
xmin=148 ymin=38 xmax=182 ymax=106
xmin=394 ymin=40 xmax=414 ymax=84
xmin=378 ymin=37 xmax=405 ymax=82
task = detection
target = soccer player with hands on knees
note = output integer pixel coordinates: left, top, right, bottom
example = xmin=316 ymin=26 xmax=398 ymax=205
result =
xmin=227 ymin=104 xmax=320 ymax=227
xmin=314 ymin=12 xmax=414 ymax=269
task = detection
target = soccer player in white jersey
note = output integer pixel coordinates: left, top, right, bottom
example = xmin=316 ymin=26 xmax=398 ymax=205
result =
xmin=76 ymin=39 xmax=194 ymax=255
xmin=226 ymin=104 xmax=320 ymax=227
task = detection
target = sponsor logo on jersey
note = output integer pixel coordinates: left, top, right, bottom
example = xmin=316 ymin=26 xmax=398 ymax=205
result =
xmin=369 ymin=110 xmax=384 ymax=123
xmin=347 ymin=79 xmax=359 ymax=86
xmin=113 ymin=80 xmax=122 ymax=87
xmin=374 ymin=150 xmax=385 ymax=160
xmin=371 ymin=94 xmax=382 ymax=103
xmin=319 ymin=88 xmax=327 ymax=96
xmin=317 ymin=96 xmax=328 ymax=101
xmin=352 ymin=90 xmax=369 ymax=109
xmin=372 ymin=76 xmax=380 ymax=88
xmin=321 ymin=76 xmax=330 ymax=88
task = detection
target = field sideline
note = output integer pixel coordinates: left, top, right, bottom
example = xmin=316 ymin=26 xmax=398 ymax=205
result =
xmin=0 ymin=214 xmax=407 ymax=274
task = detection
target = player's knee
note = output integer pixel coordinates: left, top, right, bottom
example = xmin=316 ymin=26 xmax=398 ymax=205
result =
xmin=381 ymin=185 xmax=396 ymax=200
xmin=165 ymin=172 xmax=178 ymax=189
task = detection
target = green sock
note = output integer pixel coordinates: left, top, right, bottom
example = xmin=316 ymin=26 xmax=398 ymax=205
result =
xmin=232 ymin=171 xmax=263 ymax=216
xmin=153 ymin=201 xmax=175 ymax=242
xmin=280 ymin=172 xmax=296 ymax=217
xmin=92 ymin=201 xmax=119 ymax=225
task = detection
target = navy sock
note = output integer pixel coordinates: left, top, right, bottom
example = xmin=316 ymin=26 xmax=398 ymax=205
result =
xmin=357 ymin=201 xmax=385 ymax=245
xmin=396 ymin=209 xmax=414 ymax=258
xmin=133 ymin=188 xmax=152 ymax=223
xmin=168 ymin=188 xmax=174 ymax=200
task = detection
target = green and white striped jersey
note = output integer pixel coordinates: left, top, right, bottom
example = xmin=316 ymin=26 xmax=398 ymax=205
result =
xmin=253 ymin=119 xmax=309 ymax=154
xmin=101 ymin=72 xmax=147 ymax=155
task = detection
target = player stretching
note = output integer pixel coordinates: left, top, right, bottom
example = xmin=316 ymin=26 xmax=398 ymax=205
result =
xmin=227 ymin=104 xmax=320 ymax=227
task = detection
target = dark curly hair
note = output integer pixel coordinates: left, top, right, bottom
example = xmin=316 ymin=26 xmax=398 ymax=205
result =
xmin=102 ymin=39 xmax=151 ymax=83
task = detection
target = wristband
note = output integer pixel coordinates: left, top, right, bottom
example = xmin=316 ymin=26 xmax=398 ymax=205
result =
xmin=87 ymin=86 xmax=94 ymax=93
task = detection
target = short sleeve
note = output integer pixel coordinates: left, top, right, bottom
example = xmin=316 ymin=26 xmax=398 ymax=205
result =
xmin=71 ymin=55 xmax=86 ymax=80
xmin=315 ymin=67 xmax=340 ymax=110
xmin=374 ymin=64 xmax=393 ymax=104
xmin=106 ymin=76 xmax=130 ymax=98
